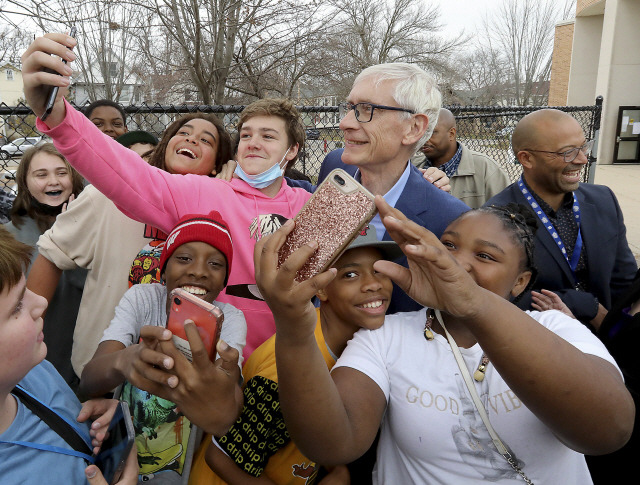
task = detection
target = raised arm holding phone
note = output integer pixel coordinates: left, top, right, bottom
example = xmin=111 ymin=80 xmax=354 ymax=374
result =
xmin=22 ymin=33 xmax=76 ymax=125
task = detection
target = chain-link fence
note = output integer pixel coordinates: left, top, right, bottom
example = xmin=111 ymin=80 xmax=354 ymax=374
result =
xmin=0 ymin=100 xmax=602 ymax=197
xmin=448 ymin=99 xmax=602 ymax=184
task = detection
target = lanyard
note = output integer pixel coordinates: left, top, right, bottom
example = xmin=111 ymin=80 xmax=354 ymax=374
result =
xmin=0 ymin=439 xmax=94 ymax=462
xmin=1 ymin=387 xmax=95 ymax=464
xmin=518 ymin=177 xmax=583 ymax=279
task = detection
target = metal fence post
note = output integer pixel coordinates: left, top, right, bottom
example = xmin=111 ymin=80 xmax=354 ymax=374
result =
xmin=588 ymin=96 xmax=604 ymax=184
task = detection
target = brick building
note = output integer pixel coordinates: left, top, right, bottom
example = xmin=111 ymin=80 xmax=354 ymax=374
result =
xmin=549 ymin=0 xmax=640 ymax=164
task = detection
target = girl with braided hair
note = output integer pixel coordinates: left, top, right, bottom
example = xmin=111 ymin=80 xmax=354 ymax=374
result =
xmin=477 ymin=202 xmax=539 ymax=301
xmin=254 ymin=197 xmax=634 ymax=485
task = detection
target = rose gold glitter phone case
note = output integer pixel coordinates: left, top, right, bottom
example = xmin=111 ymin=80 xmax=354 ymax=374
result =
xmin=278 ymin=169 xmax=377 ymax=281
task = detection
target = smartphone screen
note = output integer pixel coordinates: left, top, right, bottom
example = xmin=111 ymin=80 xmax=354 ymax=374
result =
xmin=93 ymin=401 xmax=135 ymax=484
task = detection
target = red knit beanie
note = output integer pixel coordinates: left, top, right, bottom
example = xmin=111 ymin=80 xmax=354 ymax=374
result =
xmin=159 ymin=211 xmax=233 ymax=285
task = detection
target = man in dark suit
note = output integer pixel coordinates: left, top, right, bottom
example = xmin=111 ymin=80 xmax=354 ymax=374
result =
xmin=486 ymin=108 xmax=637 ymax=329
xmin=308 ymin=63 xmax=469 ymax=314
xmin=487 ymin=109 xmax=638 ymax=485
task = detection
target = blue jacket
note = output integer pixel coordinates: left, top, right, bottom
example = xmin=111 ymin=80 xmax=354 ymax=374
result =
xmin=486 ymin=182 xmax=637 ymax=322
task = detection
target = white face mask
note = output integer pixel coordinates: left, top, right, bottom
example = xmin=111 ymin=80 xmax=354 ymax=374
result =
xmin=234 ymin=147 xmax=290 ymax=189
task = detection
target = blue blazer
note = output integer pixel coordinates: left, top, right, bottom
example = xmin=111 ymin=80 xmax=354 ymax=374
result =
xmin=486 ymin=182 xmax=637 ymax=322
xmin=291 ymin=148 xmax=470 ymax=313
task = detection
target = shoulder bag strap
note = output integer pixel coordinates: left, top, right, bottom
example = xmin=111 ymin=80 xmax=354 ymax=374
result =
xmin=435 ymin=310 xmax=534 ymax=485
xmin=12 ymin=386 xmax=92 ymax=456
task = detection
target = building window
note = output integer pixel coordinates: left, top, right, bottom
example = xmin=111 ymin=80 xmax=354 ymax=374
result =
xmin=109 ymin=62 xmax=118 ymax=78
xmin=6 ymin=69 xmax=13 ymax=81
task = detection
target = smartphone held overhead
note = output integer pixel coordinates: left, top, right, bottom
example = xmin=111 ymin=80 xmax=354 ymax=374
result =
xmin=167 ymin=288 xmax=224 ymax=361
xmin=278 ymin=169 xmax=377 ymax=282
xmin=41 ymin=26 xmax=76 ymax=122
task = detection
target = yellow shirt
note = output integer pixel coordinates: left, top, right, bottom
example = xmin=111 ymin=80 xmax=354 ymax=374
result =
xmin=189 ymin=310 xmax=335 ymax=484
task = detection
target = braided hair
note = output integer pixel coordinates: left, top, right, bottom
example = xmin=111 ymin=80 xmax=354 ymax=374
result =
xmin=476 ymin=203 xmax=538 ymax=300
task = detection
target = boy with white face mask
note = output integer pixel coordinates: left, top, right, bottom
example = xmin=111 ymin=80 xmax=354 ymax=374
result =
xmin=234 ymin=145 xmax=290 ymax=190
xmin=232 ymin=106 xmax=300 ymax=196
xmin=24 ymin=34 xmax=310 ymax=362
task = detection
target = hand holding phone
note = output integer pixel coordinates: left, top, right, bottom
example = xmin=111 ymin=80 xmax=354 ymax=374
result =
xmin=167 ymin=288 xmax=224 ymax=361
xmin=278 ymin=169 xmax=377 ymax=281
xmin=92 ymin=401 xmax=135 ymax=485
xmin=41 ymin=26 xmax=76 ymax=121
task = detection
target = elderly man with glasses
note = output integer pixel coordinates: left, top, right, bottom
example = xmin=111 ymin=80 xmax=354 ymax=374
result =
xmin=304 ymin=63 xmax=469 ymax=315
xmin=485 ymin=108 xmax=637 ymax=331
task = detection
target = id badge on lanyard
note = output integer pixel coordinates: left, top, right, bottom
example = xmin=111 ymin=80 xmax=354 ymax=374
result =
xmin=518 ymin=177 xmax=582 ymax=280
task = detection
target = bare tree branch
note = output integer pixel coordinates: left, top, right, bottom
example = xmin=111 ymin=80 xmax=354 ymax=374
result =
xmin=482 ymin=0 xmax=570 ymax=106
xmin=0 ymin=25 xmax=31 ymax=65
xmin=6 ymin=0 xmax=145 ymax=103
xmin=326 ymin=0 xmax=465 ymax=76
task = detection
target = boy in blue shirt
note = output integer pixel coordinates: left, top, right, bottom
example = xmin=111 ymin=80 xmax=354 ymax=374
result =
xmin=0 ymin=226 xmax=138 ymax=484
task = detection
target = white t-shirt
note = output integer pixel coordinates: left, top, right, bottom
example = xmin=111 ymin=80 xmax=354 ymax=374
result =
xmin=334 ymin=308 xmax=621 ymax=485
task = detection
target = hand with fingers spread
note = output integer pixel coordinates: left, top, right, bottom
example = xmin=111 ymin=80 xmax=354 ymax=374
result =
xmin=214 ymin=159 xmax=238 ymax=181
xmin=78 ymin=326 xmax=176 ymax=401
xmin=21 ymin=33 xmax=77 ymax=126
xmin=152 ymin=321 xmax=243 ymax=436
xmin=253 ymin=218 xmax=337 ymax=343
xmin=124 ymin=326 xmax=177 ymax=393
xmin=531 ymin=289 xmax=576 ymax=318
xmin=371 ymin=195 xmax=483 ymax=318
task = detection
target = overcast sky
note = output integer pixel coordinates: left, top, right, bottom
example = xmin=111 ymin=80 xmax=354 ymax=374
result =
xmin=2 ymin=1 xmax=502 ymax=41
xmin=433 ymin=0 xmax=500 ymax=41
xmin=2 ymin=1 xmax=520 ymax=37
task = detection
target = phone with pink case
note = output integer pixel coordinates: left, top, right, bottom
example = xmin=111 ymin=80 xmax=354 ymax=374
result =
xmin=278 ymin=168 xmax=377 ymax=281
xmin=167 ymin=288 xmax=224 ymax=361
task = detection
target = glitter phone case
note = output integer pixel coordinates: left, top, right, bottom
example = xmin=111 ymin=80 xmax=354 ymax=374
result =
xmin=278 ymin=169 xmax=377 ymax=281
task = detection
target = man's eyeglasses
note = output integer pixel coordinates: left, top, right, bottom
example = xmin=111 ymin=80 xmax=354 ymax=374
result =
xmin=338 ymin=102 xmax=415 ymax=123
xmin=524 ymin=139 xmax=595 ymax=163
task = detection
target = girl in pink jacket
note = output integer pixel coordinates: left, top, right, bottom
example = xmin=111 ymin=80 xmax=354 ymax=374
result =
xmin=23 ymin=34 xmax=311 ymax=359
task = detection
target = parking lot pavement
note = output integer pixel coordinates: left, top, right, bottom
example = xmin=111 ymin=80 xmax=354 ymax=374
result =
xmin=593 ymin=163 xmax=640 ymax=264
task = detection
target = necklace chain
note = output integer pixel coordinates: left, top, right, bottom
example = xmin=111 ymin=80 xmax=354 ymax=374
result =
xmin=424 ymin=309 xmax=489 ymax=382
